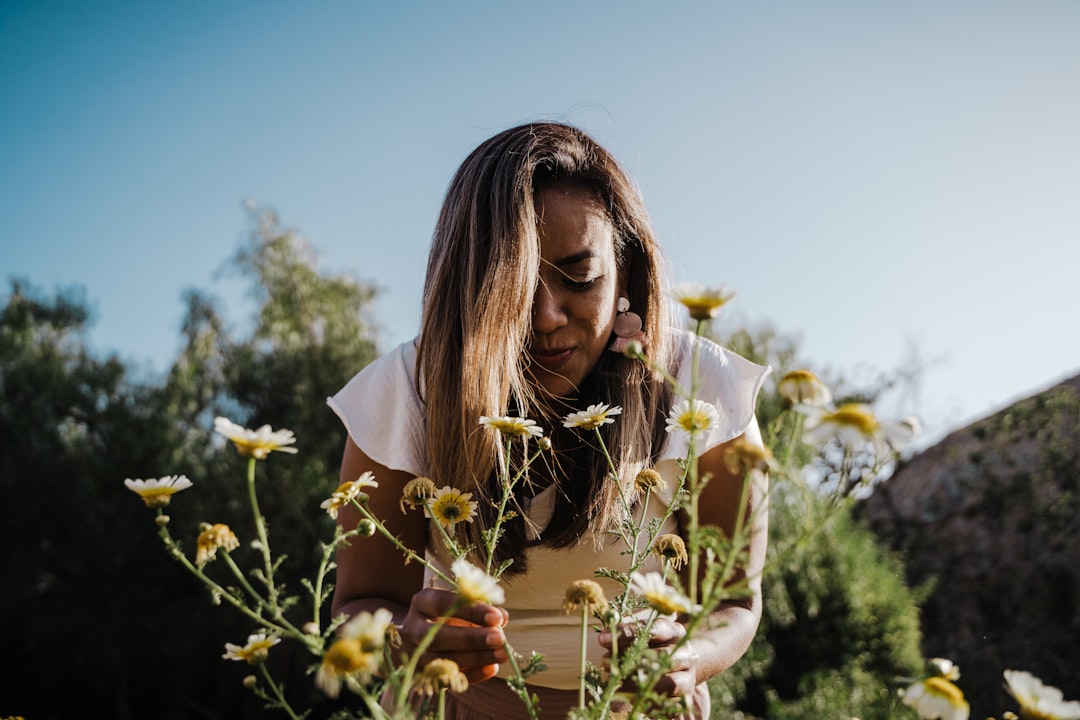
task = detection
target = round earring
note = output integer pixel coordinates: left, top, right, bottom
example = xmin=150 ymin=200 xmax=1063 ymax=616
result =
xmin=610 ymin=296 xmax=645 ymax=353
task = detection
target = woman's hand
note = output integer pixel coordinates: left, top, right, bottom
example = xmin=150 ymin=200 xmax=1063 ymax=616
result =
xmin=598 ymin=615 xmax=700 ymax=697
xmin=399 ymin=587 xmax=510 ymax=683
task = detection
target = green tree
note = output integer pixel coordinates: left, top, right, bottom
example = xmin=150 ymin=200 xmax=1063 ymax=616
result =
xmin=0 ymin=279 xmax=220 ymax=718
xmin=164 ymin=206 xmax=381 ymax=715
xmin=167 ymin=205 xmax=380 ymax=577
xmin=729 ymin=492 xmax=927 ymax=720
xmin=1 ymin=205 xmax=380 ymax=719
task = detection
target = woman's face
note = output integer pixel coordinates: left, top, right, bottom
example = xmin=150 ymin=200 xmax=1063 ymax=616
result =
xmin=529 ymin=185 xmax=623 ymax=399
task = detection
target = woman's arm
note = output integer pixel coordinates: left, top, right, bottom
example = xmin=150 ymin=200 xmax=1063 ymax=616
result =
xmin=332 ymin=437 xmax=425 ymax=622
xmin=332 ymin=437 xmax=508 ymax=682
xmin=677 ymin=420 xmax=769 ymax=689
xmin=600 ymin=422 xmax=769 ymax=696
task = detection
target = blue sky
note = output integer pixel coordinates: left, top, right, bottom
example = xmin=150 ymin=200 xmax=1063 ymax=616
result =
xmin=3 ymin=0 xmax=1079 ymax=448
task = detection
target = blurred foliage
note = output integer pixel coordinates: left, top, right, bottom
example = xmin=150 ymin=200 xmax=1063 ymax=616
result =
xmin=707 ymin=324 xmax=927 ymax=719
xmin=1 ymin=206 xmax=378 ymax=719
xmin=710 ymin=491 xmax=927 ymax=719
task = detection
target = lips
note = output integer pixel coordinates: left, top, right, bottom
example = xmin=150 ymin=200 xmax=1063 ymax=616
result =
xmin=531 ymin=347 xmax=573 ymax=370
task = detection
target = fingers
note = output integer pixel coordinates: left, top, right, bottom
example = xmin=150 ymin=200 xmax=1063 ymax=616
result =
xmin=411 ymin=587 xmax=507 ymax=627
xmin=400 ymin=587 xmax=509 ymax=681
xmin=411 ymin=648 xmax=508 ymax=683
xmin=597 ymin=621 xmax=634 ymax=651
xmin=597 ymin=618 xmax=700 ymax=698
xmin=598 ymin=615 xmax=686 ymax=652
xmin=644 ymin=617 xmax=686 ymax=648
xmin=407 ymin=631 xmax=507 ymax=683
xmin=649 ymin=667 xmax=698 ymax=698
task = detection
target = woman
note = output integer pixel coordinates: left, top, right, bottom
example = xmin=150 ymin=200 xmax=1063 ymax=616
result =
xmin=328 ymin=122 xmax=770 ymax=719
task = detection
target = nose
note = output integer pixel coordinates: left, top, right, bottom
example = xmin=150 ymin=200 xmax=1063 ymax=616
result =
xmin=532 ymin=281 xmax=567 ymax=335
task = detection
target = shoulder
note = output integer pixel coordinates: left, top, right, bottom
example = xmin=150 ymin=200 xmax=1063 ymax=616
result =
xmin=669 ymin=329 xmax=767 ymax=384
xmin=658 ymin=329 xmax=771 ymax=460
xmin=326 ymin=339 xmax=426 ymax=475
xmin=333 ymin=339 xmax=419 ymax=402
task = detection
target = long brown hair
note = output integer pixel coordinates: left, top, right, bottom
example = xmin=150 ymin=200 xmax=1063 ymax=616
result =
xmin=417 ymin=122 xmax=675 ymax=573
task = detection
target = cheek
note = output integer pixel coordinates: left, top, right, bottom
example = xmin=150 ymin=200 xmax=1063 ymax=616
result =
xmin=590 ymin=293 xmax=619 ymax=335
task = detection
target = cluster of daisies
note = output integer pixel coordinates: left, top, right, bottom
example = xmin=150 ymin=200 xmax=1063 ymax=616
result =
xmin=902 ymin=657 xmax=1080 ymax=720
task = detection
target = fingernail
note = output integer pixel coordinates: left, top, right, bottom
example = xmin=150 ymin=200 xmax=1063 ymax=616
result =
xmin=484 ymin=610 xmax=503 ymax=626
xmin=494 ymin=648 xmax=509 ymax=662
xmin=486 ymin=629 xmax=505 ymax=647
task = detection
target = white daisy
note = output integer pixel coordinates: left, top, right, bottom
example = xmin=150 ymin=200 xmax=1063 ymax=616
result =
xmin=665 ymin=399 xmax=720 ymax=437
xmin=563 ymin=403 xmax=623 ymax=430
xmin=451 ymin=558 xmax=505 ymax=606
xmin=1004 ymin=669 xmax=1080 ymax=720
xmin=213 ymin=416 xmax=298 ymax=459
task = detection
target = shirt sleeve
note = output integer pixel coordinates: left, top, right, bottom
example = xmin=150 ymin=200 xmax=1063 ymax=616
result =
xmin=656 ymin=330 xmax=772 ymax=462
xmin=326 ymin=339 xmax=426 ymax=477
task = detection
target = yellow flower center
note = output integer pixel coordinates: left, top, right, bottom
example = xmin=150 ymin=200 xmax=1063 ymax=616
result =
xmin=457 ymin=577 xmax=488 ymax=605
xmin=830 ymin=404 xmax=880 ymax=434
xmin=196 ymin=523 xmax=239 ymax=564
xmin=644 ymin=590 xmax=688 ymax=615
xmin=416 ymin=658 xmax=469 ymax=695
xmin=653 ymin=534 xmax=688 ymax=569
xmin=681 ymin=410 xmax=710 ymax=431
xmin=562 ymin=579 xmax=608 ymax=612
xmin=784 ymin=369 xmax=818 ymax=383
xmin=634 ymin=469 xmax=663 ymax=492
xmin=324 ymin=638 xmax=371 ymax=674
xmin=924 ymin=677 xmax=966 ymax=705
xmin=141 ymin=488 xmax=176 ymax=507
xmin=724 ymin=438 xmax=773 ymax=475
xmin=428 ymin=488 xmax=477 ymax=530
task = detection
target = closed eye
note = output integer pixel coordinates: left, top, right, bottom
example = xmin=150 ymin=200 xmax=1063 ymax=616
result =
xmin=564 ymin=276 xmax=598 ymax=290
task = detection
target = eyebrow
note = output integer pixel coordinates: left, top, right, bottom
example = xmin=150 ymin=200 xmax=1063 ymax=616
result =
xmin=550 ymin=250 xmax=597 ymax=268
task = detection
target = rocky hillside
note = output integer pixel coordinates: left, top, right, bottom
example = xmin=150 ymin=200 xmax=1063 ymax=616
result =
xmin=859 ymin=373 xmax=1080 ymax=716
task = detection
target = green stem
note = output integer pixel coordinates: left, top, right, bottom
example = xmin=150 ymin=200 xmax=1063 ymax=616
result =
xmin=155 ymin=519 xmax=298 ymax=642
xmin=710 ymin=467 xmax=754 ymax=610
xmin=607 ymin=609 xmax=619 ymax=674
xmin=781 ymin=411 xmax=803 ymax=467
xmin=310 ymin=537 xmax=336 ymax=630
xmin=353 ymin=499 xmax=455 ymax=588
xmin=360 ymin=691 xmax=385 ymax=720
xmin=245 ymin=457 xmax=280 ymax=610
xmin=486 ymin=436 xmax=521 ymax=575
xmin=499 ymin=639 xmax=541 ymax=720
xmin=395 ymin=607 xmax=457 ymax=710
xmin=257 ymin=662 xmax=303 ymax=720
xmin=578 ymin=605 xmax=589 ymax=710
xmin=616 ymin=485 xmax=656 ymax=618
xmin=686 ymin=322 xmax=704 ymax=605
xmin=220 ymin=552 xmax=307 ymax=640
xmin=594 ymin=429 xmax=636 ymax=554
xmin=839 ymin=448 xmax=854 ymax=498
xmin=596 ymin=611 xmax=660 ymax=718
